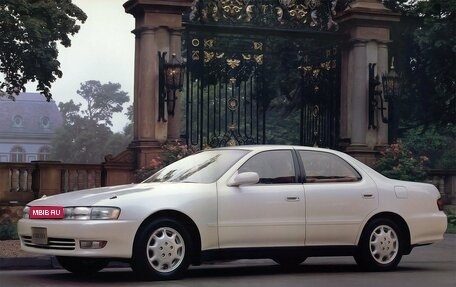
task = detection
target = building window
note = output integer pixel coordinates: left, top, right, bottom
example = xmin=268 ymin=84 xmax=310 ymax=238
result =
xmin=12 ymin=115 xmax=24 ymax=127
xmin=40 ymin=116 xmax=50 ymax=128
xmin=10 ymin=146 xmax=26 ymax=162
xmin=38 ymin=146 xmax=51 ymax=161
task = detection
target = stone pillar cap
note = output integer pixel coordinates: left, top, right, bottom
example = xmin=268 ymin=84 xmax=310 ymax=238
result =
xmin=335 ymin=0 xmax=400 ymax=26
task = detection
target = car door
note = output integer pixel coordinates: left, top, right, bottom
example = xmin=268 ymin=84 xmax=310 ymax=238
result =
xmin=298 ymin=150 xmax=378 ymax=246
xmin=217 ymin=150 xmax=306 ymax=248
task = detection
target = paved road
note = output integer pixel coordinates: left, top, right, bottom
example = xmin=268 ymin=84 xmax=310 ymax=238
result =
xmin=1 ymin=235 xmax=455 ymax=287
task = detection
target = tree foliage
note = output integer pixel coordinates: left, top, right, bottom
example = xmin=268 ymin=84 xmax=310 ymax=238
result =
xmin=76 ymin=80 xmax=129 ymax=126
xmin=52 ymin=116 xmax=115 ymax=164
xmin=385 ymin=0 xmax=456 ymax=127
xmin=402 ymin=125 xmax=456 ymax=169
xmin=51 ymin=81 xmax=131 ymax=164
xmin=0 ymin=0 xmax=87 ymax=100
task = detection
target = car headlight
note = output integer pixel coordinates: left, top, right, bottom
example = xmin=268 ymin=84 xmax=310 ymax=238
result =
xmin=64 ymin=207 xmax=121 ymax=220
xmin=22 ymin=206 xmax=121 ymax=220
xmin=22 ymin=206 xmax=30 ymax=219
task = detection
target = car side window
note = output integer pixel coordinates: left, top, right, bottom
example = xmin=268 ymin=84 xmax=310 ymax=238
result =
xmin=239 ymin=150 xmax=296 ymax=184
xmin=298 ymin=151 xmax=361 ymax=183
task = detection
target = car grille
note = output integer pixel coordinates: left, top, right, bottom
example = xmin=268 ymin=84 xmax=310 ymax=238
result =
xmin=21 ymin=236 xmax=76 ymax=250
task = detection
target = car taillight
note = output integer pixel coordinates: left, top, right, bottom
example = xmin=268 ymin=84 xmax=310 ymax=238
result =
xmin=437 ymin=197 xmax=444 ymax=211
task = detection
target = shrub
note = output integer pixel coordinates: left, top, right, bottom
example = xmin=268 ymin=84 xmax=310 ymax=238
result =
xmin=0 ymin=224 xmax=18 ymax=240
xmin=375 ymin=141 xmax=428 ymax=182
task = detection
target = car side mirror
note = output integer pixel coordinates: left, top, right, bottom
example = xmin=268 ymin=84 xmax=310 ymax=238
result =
xmin=228 ymin=172 xmax=260 ymax=187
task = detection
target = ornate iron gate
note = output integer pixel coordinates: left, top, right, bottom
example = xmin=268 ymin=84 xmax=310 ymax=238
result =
xmin=184 ymin=0 xmax=347 ymax=149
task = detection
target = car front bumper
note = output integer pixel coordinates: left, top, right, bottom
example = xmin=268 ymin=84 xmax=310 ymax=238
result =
xmin=17 ymin=218 xmax=140 ymax=258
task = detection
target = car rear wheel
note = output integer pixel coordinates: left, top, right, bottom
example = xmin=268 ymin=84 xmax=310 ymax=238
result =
xmin=355 ymin=218 xmax=403 ymax=271
xmin=131 ymin=218 xmax=191 ymax=280
xmin=56 ymin=256 xmax=108 ymax=275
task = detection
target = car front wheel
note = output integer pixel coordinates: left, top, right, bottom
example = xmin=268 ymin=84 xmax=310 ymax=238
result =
xmin=355 ymin=218 xmax=403 ymax=271
xmin=131 ymin=218 xmax=191 ymax=280
xmin=56 ymin=256 xmax=108 ymax=275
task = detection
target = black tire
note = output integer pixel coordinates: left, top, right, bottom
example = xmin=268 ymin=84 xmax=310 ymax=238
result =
xmin=131 ymin=218 xmax=192 ymax=280
xmin=273 ymin=256 xmax=306 ymax=267
xmin=56 ymin=256 xmax=108 ymax=275
xmin=355 ymin=218 xmax=403 ymax=271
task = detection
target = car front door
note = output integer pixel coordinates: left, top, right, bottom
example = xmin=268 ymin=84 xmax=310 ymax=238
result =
xmin=298 ymin=150 xmax=378 ymax=246
xmin=217 ymin=150 xmax=306 ymax=248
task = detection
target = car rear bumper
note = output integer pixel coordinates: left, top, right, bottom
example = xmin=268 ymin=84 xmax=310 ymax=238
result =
xmin=408 ymin=211 xmax=447 ymax=245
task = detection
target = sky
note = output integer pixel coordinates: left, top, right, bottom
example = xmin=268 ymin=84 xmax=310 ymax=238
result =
xmin=26 ymin=0 xmax=135 ymax=132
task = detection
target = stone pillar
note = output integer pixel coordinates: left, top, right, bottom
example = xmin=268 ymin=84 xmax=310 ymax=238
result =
xmin=336 ymin=0 xmax=399 ymax=165
xmin=350 ymin=40 xmax=368 ymax=146
xmin=124 ymin=0 xmax=193 ymax=168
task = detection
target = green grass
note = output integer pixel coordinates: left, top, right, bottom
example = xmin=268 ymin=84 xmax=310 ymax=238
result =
xmin=445 ymin=210 xmax=456 ymax=234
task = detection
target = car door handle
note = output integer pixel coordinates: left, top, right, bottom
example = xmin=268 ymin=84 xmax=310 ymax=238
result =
xmin=363 ymin=194 xmax=374 ymax=199
xmin=286 ymin=196 xmax=300 ymax=202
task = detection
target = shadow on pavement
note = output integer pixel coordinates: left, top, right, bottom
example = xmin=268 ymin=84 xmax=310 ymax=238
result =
xmin=25 ymin=262 xmax=431 ymax=284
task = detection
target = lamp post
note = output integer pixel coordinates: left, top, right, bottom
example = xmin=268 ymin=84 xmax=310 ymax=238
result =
xmin=158 ymin=52 xmax=185 ymax=122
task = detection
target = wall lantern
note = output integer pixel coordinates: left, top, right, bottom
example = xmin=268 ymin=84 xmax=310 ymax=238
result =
xmin=158 ymin=52 xmax=185 ymax=122
xmin=381 ymin=59 xmax=400 ymax=102
xmin=368 ymin=59 xmax=401 ymax=143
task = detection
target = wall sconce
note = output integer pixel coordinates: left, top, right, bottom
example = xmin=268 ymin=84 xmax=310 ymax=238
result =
xmin=158 ymin=52 xmax=185 ymax=122
xmin=368 ymin=63 xmax=381 ymax=129
xmin=368 ymin=59 xmax=401 ymax=143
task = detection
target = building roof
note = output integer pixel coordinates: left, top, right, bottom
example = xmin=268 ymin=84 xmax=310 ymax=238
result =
xmin=0 ymin=93 xmax=63 ymax=138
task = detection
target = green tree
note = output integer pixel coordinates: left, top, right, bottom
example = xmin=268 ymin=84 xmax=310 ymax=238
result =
xmin=373 ymin=0 xmax=456 ymax=174
xmin=52 ymin=116 xmax=114 ymax=164
xmin=51 ymin=81 xmax=130 ymax=164
xmin=122 ymin=105 xmax=134 ymax=141
xmin=77 ymin=80 xmax=129 ymax=126
xmin=402 ymin=125 xmax=456 ymax=169
xmin=385 ymin=0 xmax=456 ymax=127
xmin=0 ymin=0 xmax=87 ymax=100
xmin=59 ymin=99 xmax=82 ymax=125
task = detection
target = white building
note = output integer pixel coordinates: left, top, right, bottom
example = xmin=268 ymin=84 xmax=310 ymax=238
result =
xmin=0 ymin=93 xmax=63 ymax=162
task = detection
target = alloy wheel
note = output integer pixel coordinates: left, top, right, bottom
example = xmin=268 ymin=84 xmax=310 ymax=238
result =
xmin=369 ymin=225 xmax=399 ymax=265
xmin=146 ymin=227 xmax=186 ymax=273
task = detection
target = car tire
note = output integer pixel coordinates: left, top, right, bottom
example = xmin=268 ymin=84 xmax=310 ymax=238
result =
xmin=273 ymin=256 xmax=306 ymax=267
xmin=131 ymin=218 xmax=191 ymax=280
xmin=354 ymin=218 xmax=403 ymax=271
xmin=56 ymin=256 xmax=108 ymax=275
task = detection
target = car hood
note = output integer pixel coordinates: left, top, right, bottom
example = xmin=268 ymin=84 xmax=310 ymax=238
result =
xmin=27 ymin=182 xmax=201 ymax=207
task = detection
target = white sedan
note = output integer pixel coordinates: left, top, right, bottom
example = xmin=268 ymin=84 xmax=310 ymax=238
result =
xmin=18 ymin=145 xmax=447 ymax=280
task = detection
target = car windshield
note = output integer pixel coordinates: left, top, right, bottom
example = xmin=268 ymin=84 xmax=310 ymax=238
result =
xmin=143 ymin=149 xmax=250 ymax=183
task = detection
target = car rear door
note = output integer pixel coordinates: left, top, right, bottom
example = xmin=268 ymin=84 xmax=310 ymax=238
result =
xmin=297 ymin=150 xmax=378 ymax=246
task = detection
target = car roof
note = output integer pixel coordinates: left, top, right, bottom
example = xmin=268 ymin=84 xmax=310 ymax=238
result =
xmin=214 ymin=145 xmax=336 ymax=153
xmin=213 ymin=145 xmax=361 ymax=164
